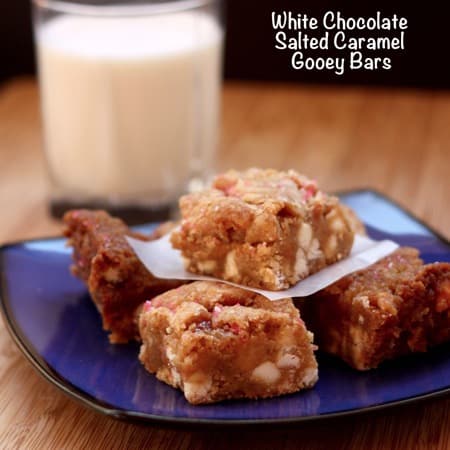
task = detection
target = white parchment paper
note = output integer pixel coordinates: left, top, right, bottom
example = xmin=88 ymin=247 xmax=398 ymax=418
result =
xmin=126 ymin=234 xmax=398 ymax=300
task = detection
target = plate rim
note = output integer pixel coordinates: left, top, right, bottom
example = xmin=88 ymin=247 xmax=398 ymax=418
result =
xmin=1 ymin=188 xmax=449 ymax=427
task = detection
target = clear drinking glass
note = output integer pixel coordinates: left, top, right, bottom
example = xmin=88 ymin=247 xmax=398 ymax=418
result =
xmin=32 ymin=0 xmax=223 ymax=222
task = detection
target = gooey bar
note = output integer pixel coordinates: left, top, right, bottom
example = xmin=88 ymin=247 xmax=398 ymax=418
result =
xmin=171 ymin=168 xmax=355 ymax=290
xmin=301 ymin=247 xmax=450 ymax=370
xmin=64 ymin=210 xmax=183 ymax=343
xmin=138 ymin=281 xmax=318 ymax=404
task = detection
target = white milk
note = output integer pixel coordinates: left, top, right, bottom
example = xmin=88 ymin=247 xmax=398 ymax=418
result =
xmin=36 ymin=13 xmax=222 ymax=205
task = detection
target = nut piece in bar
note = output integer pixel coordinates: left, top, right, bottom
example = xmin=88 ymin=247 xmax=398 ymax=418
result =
xmin=64 ymin=210 xmax=183 ymax=343
xmin=139 ymin=281 xmax=318 ymax=404
xmin=300 ymin=247 xmax=450 ymax=370
xmin=171 ymin=168 xmax=355 ymax=290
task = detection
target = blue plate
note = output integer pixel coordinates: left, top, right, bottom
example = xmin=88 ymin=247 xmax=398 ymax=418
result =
xmin=1 ymin=190 xmax=449 ymax=426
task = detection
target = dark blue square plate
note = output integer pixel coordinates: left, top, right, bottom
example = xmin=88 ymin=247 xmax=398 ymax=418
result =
xmin=1 ymin=190 xmax=449 ymax=426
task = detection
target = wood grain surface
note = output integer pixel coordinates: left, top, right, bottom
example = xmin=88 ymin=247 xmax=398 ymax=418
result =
xmin=0 ymin=78 xmax=449 ymax=450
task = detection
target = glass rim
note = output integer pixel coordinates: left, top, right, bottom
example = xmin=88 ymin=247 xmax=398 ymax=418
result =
xmin=32 ymin=0 xmax=218 ymax=16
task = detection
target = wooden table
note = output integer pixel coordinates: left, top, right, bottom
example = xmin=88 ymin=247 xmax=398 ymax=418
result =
xmin=0 ymin=78 xmax=449 ymax=449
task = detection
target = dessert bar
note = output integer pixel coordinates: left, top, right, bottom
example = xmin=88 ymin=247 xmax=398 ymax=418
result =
xmin=139 ymin=281 xmax=318 ymax=404
xmin=301 ymin=247 xmax=450 ymax=370
xmin=64 ymin=210 xmax=183 ymax=343
xmin=171 ymin=168 xmax=355 ymax=290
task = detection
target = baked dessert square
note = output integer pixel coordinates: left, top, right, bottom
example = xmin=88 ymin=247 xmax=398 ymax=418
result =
xmin=171 ymin=168 xmax=355 ymax=290
xmin=138 ymin=281 xmax=318 ymax=404
xmin=300 ymin=247 xmax=450 ymax=370
xmin=64 ymin=210 xmax=183 ymax=343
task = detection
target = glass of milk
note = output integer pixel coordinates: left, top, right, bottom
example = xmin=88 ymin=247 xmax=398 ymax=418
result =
xmin=32 ymin=0 xmax=223 ymax=221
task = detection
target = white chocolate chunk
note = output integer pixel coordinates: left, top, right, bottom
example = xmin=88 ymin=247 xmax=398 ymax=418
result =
xmin=170 ymin=368 xmax=182 ymax=386
xmin=196 ymin=259 xmax=217 ymax=273
xmin=277 ymin=354 xmax=300 ymax=369
xmin=224 ymin=250 xmax=239 ymax=278
xmin=251 ymin=361 xmax=281 ymax=384
xmin=298 ymin=222 xmax=313 ymax=248
xmin=183 ymin=373 xmax=212 ymax=401
xmin=327 ymin=208 xmax=347 ymax=233
xmin=301 ymin=367 xmax=318 ymax=387
xmin=355 ymin=295 xmax=370 ymax=308
xmin=330 ymin=217 xmax=345 ymax=232
xmin=294 ymin=248 xmax=308 ymax=278
xmin=261 ymin=267 xmax=282 ymax=287
xmin=165 ymin=343 xmax=181 ymax=386
xmin=307 ymin=238 xmax=322 ymax=260
xmin=166 ymin=347 xmax=177 ymax=364
xmin=242 ymin=192 xmax=261 ymax=203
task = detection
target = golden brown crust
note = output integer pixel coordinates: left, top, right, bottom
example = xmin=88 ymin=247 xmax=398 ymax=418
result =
xmin=139 ymin=281 xmax=318 ymax=404
xmin=63 ymin=210 xmax=184 ymax=343
xmin=171 ymin=169 xmax=355 ymax=290
xmin=340 ymin=204 xmax=366 ymax=235
xmin=300 ymin=247 xmax=450 ymax=370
